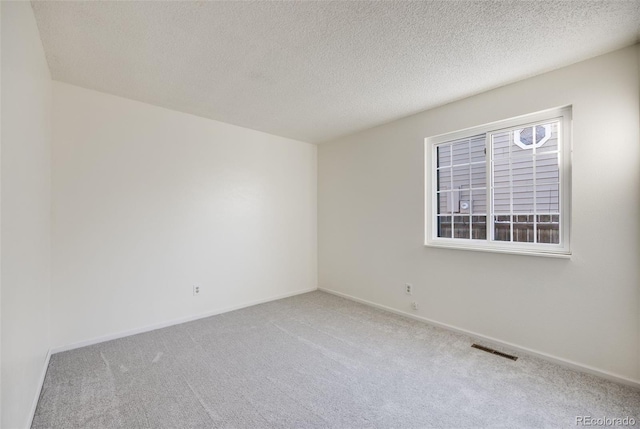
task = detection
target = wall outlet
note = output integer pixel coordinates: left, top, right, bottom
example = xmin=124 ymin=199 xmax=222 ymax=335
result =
xmin=405 ymin=283 xmax=412 ymax=295
xmin=412 ymin=301 xmax=419 ymax=311
xmin=193 ymin=284 xmax=201 ymax=296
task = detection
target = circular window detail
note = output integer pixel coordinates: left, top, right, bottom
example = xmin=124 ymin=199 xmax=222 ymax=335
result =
xmin=514 ymin=124 xmax=551 ymax=149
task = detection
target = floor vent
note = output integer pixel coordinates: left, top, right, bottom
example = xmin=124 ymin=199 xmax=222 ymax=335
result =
xmin=471 ymin=344 xmax=518 ymax=361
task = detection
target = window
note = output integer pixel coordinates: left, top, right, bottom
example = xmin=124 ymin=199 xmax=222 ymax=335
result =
xmin=425 ymin=107 xmax=571 ymax=256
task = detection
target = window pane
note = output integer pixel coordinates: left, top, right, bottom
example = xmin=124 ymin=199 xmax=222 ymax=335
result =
xmin=437 ymin=167 xmax=451 ymax=191
xmin=494 ymin=215 xmax=511 ymax=241
xmin=471 ymin=189 xmax=486 ymax=214
xmin=493 ymin=187 xmax=511 ymax=214
xmin=493 ymin=159 xmax=510 ymax=188
xmin=471 ymin=215 xmax=487 ymax=240
xmin=437 ymin=144 xmax=451 ymax=167
xmin=537 ymin=215 xmax=560 ymax=244
xmin=438 ymin=135 xmax=485 ymax=238
xmin=512 ymin=186 xmax=534 ymax=213
xmin=459 ymin=189 xmax=471 ymax=214
xmin=513 ymin=215 xmax=534 ymax=243
xmin=454 ymin=216 xmax=470 ymax=239
xmin=492 ymin=132 xmax=510 ymax=159
xmin=488 ymin=119 xmax=563 ymax=245
xmin=535 ymin=153 xmax=559 ymax=184
xmin=511 ymin=156 xmax=533 ymax=187
xmin=437 ymin=216 xmax=452 ymax=238
xmin=438 ymin=192 xmax=453 ymax=214
xmin=470 ymin=136 xmax=485 ymax=163
xmin=452 ymin=140 xmax=470 ymax=165
xmin=471 ymin=163 xmax=486 ymax=188
xmin=536 ymin=184 xmax=559 ymax=213
xmin=453 ymin=165 xmax=470 ymax=190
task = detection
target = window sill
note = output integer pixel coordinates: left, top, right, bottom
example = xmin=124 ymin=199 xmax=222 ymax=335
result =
xmin=424 ymin=241 xmax=571 ymax=259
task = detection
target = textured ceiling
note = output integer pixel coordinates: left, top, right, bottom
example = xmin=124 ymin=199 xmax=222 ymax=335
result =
xmin=32 ymin=1 xmax=640 ymax=143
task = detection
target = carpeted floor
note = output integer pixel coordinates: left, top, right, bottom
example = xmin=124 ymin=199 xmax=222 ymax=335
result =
xmin=33 ymin=291 xmax=640 ymax=428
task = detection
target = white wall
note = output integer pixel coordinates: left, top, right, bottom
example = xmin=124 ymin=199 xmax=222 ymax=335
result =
xmin=51 ymin=82 xmax=317 ymax=350
xmin=1 ymin=2 xmax=52 ymax=428
xmin=319 ymin=45 xmax=640 ymax=382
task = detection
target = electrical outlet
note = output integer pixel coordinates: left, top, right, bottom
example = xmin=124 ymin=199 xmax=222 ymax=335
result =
xmin=412 ymin=301 xmax=419 ymax=311
xmin=193 ymin=284 xmax=201 ymax=296
xmin=405 ymin=283 xmax=412 ymax=295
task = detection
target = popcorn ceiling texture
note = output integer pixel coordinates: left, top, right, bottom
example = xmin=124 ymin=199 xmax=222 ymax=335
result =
xmin=31 ymin=1 xmax=640 ymax=143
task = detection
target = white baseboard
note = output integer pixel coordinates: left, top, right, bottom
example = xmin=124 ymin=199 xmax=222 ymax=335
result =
xmin=27 ymin=348 xmax=51 ymax=429
xmin=318 ymin=287 xmax=640 ymax=390
xmin=52 ymin=287 xmax=317 ymax=354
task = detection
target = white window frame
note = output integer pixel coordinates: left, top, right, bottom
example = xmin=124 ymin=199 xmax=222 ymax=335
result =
xmin=424 ymin=106 xmax=572 ymax=257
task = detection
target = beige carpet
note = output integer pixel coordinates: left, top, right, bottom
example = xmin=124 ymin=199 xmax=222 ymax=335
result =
xmin=33 ymin=291 xmax=640 ymax=428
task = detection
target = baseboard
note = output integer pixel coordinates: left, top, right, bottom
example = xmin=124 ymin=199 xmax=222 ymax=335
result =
xmin=27 ymin=348 xmax=51 ymax=429
xmin=318 ymin=287 xmax=640 ymax=390
xmin=52 ymin=287 xmax=317 ymax=354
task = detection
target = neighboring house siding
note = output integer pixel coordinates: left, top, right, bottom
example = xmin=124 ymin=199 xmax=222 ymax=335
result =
xmin=437 ymin=124 xmax=560 ymax=216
